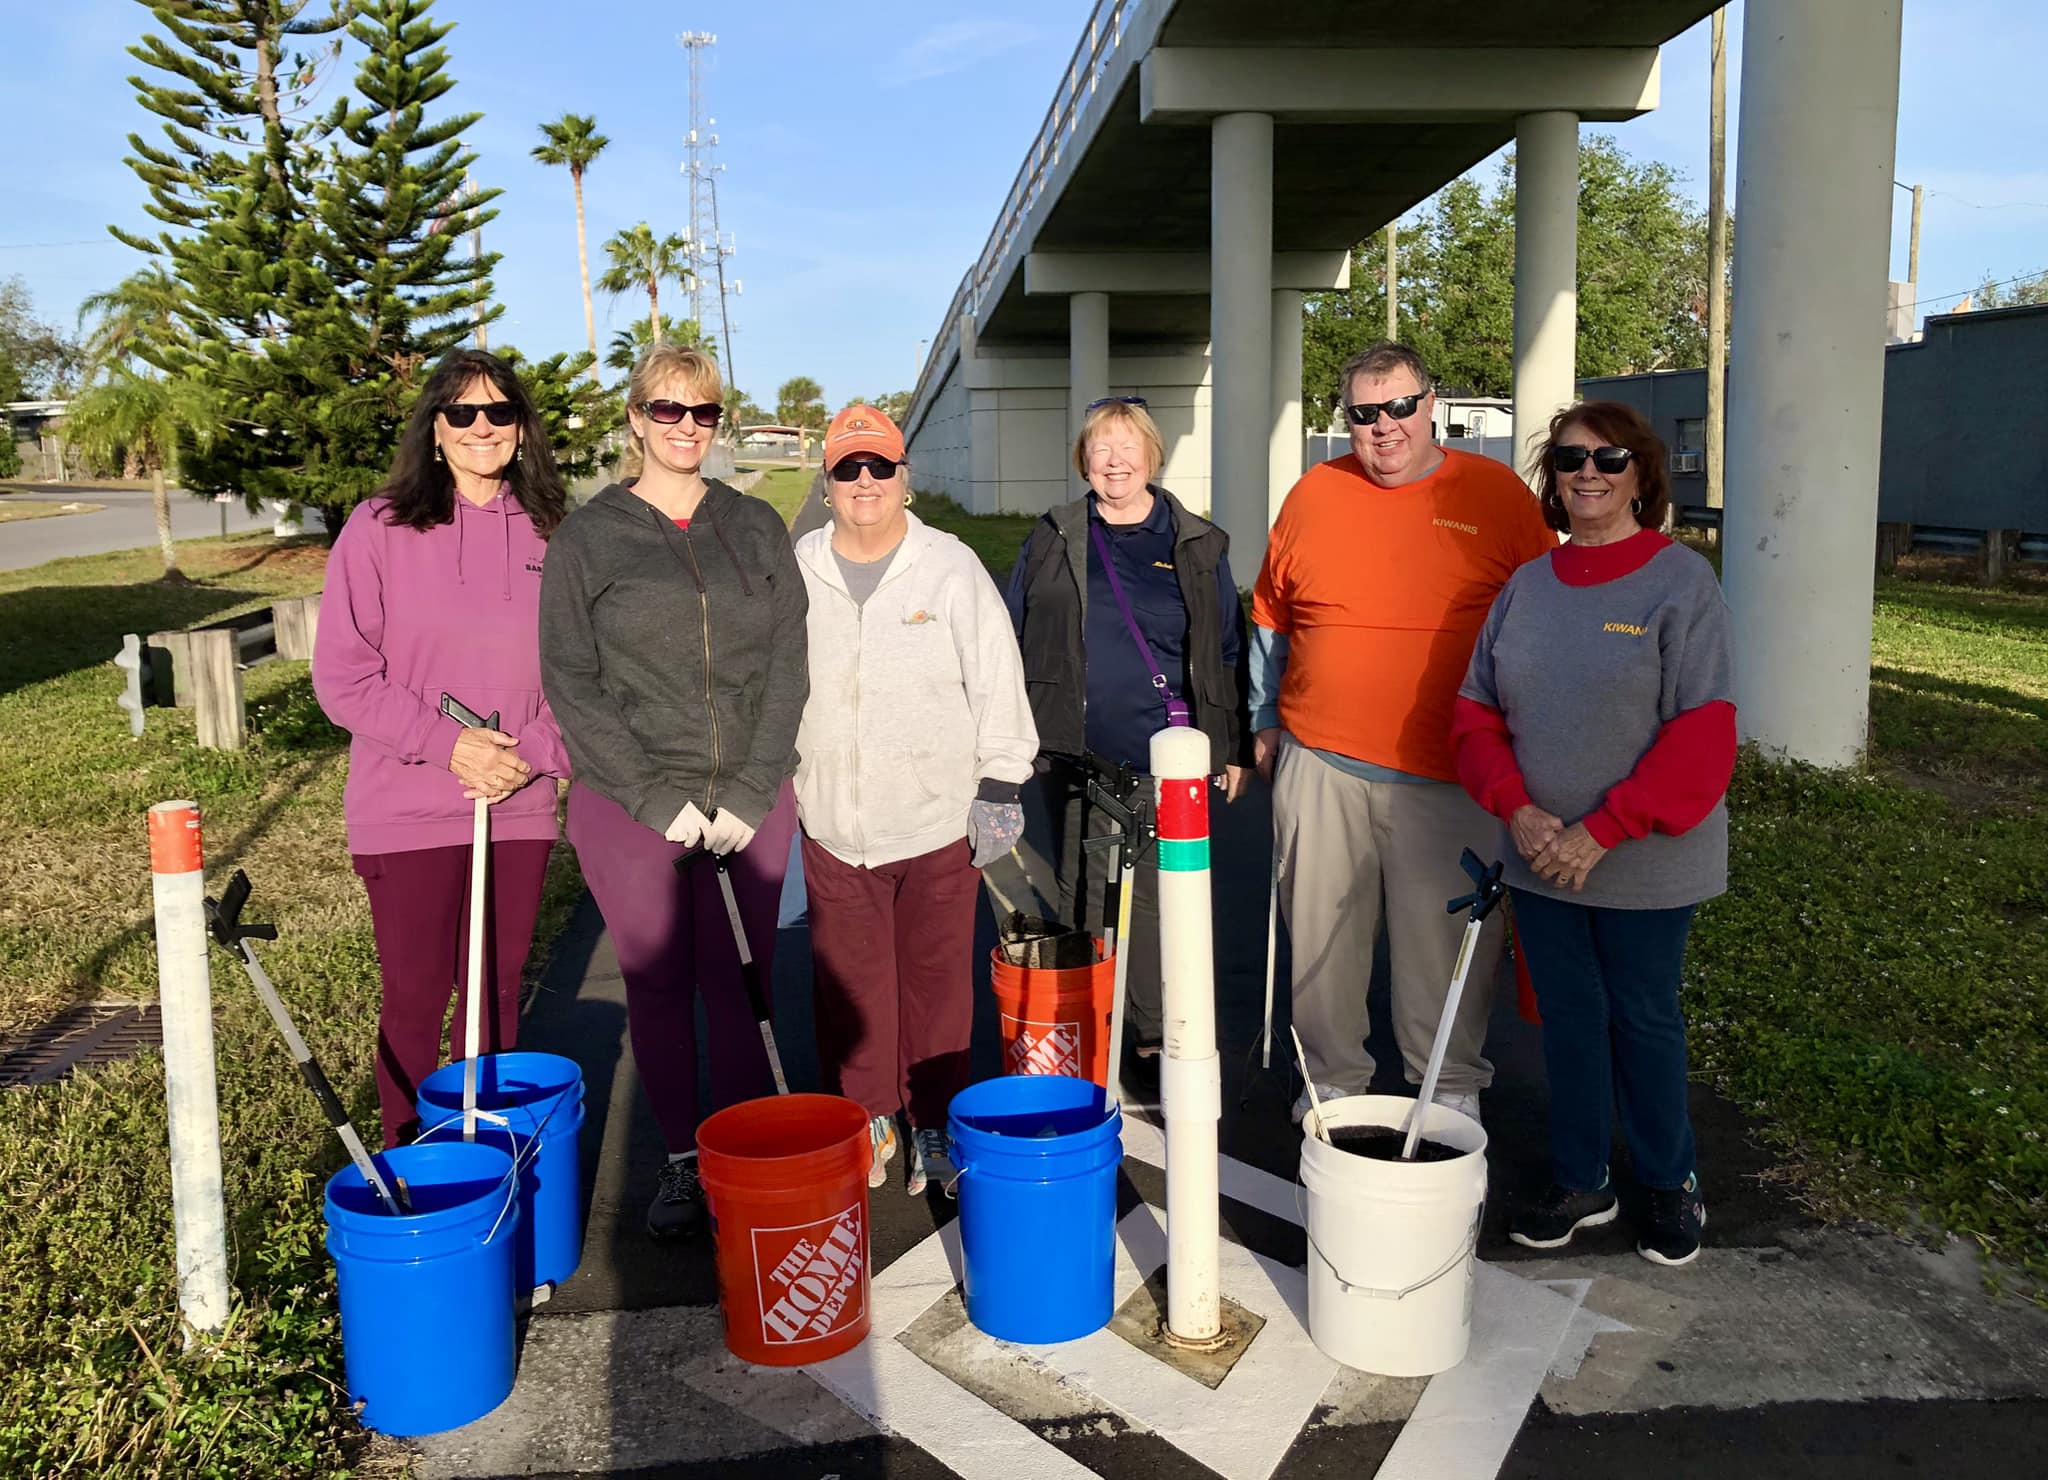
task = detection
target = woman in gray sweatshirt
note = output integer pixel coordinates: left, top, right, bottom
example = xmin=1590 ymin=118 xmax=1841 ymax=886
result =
xmin=1453 ymin=401 xmax=1736 ymax=1269
xmin=540 ymin=344 xmax=808 ymax=1239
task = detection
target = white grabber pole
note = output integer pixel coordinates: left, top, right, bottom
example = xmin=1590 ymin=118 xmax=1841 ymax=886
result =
xmin=1149 ymin=728 xmax=1223 ymax=1348
xmin=441 ymin=693 xmax=499 ymax=1142
xmin=148 ymin=800 xmax=232 ymax=1340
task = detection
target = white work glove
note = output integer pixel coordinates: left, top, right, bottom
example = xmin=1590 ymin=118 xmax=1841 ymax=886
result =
xmin=664 ymin=802 xmax=711 ymax=847
xmin=703 ymin=807 xmax=758 ymax=856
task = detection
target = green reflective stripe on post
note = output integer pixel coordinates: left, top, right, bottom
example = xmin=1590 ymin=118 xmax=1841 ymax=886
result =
xmin=1157 ymin=837 xmax=1209 ymax=873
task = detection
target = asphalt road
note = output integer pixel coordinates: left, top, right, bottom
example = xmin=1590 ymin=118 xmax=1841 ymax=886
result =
xmin=0 ymin=486 xmax=277 ymax=571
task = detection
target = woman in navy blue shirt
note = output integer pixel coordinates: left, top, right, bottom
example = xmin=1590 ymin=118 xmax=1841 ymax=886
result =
xmin=1004 ymin=398 xmax=1251 ymax=1097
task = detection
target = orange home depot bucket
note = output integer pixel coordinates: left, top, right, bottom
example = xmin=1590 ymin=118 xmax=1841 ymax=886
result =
xmin=695 ymin=1094 xmax=873 ymax=1366
xmin=989 ymin=944 xmax=1114 ymax=1088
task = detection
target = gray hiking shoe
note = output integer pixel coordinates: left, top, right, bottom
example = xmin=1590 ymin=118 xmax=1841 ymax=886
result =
xmin=906 ymin=1127 xmax=952 ymax=1197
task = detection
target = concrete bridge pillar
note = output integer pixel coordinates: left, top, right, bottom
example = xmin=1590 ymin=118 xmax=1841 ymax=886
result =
xmin=1724 ymin=0 xmax=1903 ymax=766
xmin=1069 ymin=290 xmax=1111 ymax=452
xmin=1511 ymin=109 xmax=1579 ymax=478
xmin=1268 ymin=287 xmax=1304 ymax=526
xmin=1210 ymin=111 xmax=1275 ymax=567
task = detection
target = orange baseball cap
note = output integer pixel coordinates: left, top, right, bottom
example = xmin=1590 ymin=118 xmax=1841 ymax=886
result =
xmin=823 ymin=403 xmax=906 ymax=468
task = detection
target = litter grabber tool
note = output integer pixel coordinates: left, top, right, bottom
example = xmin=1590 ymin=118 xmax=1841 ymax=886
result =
xmin=1289 ymin=1026 xmax=1333 ymax=1147
xmin=1082 ymin=754 xmax=1152 ymax=1100
xmin=206 ymin=869 xmax=410 ymax=1215
xmin=440 ymin=691 xmax=499 ymax=1141
xmin=675 ymin=826 xmax=787 ymax=1094
xmin=1400 ymin=847 xmax=1506 ymax=1160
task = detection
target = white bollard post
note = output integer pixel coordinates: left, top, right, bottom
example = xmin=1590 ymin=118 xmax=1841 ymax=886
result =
xmin=1149 ymin=727 xmax=1223 ymax=1347
xmin=148 ymin=800 xmax=232 ymax=1339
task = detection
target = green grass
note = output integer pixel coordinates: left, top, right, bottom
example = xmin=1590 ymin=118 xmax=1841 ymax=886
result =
xmin=915 ymin=492 xmax=1036 ymax=578
xmin=744 ymin=464 xmax=817 ymax=526
xmin=1688 ymin=575 xmax=2048 ymax=1293
xmin=0 ymin=498 xmax=104 ymax=522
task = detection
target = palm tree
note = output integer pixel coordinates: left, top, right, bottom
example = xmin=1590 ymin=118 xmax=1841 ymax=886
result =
xmin=63 ymin=371 xmax=220 ymax=581
xmin=596 ymin=224 xmax=691 ymax=343
xmin=531 ymin=113 xmax=611 ymax=382
xmin=605 ymin=315 xmax=714 ymax=374
xmin=77 ymin=265 xmax=191 ymax=377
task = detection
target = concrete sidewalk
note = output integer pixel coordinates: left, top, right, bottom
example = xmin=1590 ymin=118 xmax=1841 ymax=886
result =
xmin=404 ymin=782 xmax=2048 ymax=1480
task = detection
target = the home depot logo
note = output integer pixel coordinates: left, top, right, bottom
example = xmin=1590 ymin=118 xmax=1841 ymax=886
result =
xmin=753 ymin=1203 xmax=867 ymax=1345
xmin=1003 ymin=1015 xmax=1082 ymax=1078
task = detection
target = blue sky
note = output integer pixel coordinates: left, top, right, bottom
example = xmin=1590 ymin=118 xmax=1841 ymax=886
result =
xmin=5 ymin=1 xmax=2045 ymax=410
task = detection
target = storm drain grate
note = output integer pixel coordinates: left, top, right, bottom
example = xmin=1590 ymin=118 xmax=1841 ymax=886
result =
xmin=0 ymin=1003 xmax=164 ymax=1089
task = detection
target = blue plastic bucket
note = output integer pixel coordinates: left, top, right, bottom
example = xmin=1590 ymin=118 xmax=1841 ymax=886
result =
xmin=323 ymin=1140 xmax=520 ymax=1436
xmin=948 ymin=1074 xmax=1122 ymax=1343
xmin=415 ymin=1124 xmax=541 ymax=1293
xmin=417 ymin=1052 xmax=585 ymax=1290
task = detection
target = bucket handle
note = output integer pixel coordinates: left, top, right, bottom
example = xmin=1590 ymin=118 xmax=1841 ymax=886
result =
xmin=1296 ymin=1177 xmax=1485 ymax=1302
xmin=413 ymin=1108 xmax=524 ymax=1245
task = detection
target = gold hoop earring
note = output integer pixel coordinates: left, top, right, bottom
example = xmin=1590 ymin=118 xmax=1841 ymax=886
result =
xmin=902 ymin=489 xmax=915 ymax=507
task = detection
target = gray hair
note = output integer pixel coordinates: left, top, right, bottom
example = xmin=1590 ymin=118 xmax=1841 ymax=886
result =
xmin=1337 ymin=341 xmax=1433 ymax=408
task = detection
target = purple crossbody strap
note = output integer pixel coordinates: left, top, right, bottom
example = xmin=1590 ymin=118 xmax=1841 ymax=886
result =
xmin=1089 ymin=520 xmax=1192 ymax=728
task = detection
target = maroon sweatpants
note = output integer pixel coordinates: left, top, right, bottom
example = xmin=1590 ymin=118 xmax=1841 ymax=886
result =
xmin=803 ymin=834 xmax=981 ymax=1129
xmin=567 ymin=781 xmax=797 ymax=1153
xmin=354 ymin=838 xmax=555 ymax=1144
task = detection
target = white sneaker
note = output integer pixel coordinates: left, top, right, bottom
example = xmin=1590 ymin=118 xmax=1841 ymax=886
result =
xmin=867 ymin=1114 xmax=898 ymax=1189
xmin=1290 ymin=1081 xmax=1350 ymax=1126
xmin=1438 ymin=1089 xmax=1483 ymax=1127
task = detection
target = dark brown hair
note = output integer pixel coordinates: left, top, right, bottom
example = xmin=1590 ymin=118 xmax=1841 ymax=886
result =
xmin=1529 ymin=399 xmax=1670 ymax=535
xmin=378 ymin=349 xmax=569 ymax=538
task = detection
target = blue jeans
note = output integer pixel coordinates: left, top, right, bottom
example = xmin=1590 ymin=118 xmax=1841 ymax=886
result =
xmin=1509 ymin=888 xmax=1699 ymax=1193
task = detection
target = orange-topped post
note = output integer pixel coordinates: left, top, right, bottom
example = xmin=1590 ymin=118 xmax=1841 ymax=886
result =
xmin=149 ymin=800 xmax=231 ymax=1337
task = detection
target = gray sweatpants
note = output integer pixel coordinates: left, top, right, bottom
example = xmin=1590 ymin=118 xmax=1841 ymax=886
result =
xmin=1272 ymin=734 xmax=1503 ymax=1097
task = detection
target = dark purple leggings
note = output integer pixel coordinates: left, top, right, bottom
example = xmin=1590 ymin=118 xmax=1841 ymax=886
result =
xmin=566 ymin=781 xmax=796 ymax=1153
xmin=354 ymin=839 xmax=555 ymax=1144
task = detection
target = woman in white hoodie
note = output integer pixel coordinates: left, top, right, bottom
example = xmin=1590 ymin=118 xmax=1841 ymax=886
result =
xmin=793 ymin=404 xmax=1039 ymax=1196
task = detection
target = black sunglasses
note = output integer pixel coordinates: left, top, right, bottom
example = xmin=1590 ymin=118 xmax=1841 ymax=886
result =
xmin=439 ymin=401 xmax=519 ymax=428
xmin=1086 ymin=395 xmax=1148 ymax=412
xmin=830 ymin=455 xmax=902 ymax=483
xmin=1344 ymin=394 xmax=1424 ymax=426
xmin=1552 ymin=445 xmax=1634 ymax=474
xmin=640 ymin=399 xmax=723 ymax=427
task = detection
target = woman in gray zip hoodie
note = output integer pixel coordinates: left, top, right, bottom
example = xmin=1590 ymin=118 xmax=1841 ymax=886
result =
xmin=540 ymin=345 xmax=809 ymax=1239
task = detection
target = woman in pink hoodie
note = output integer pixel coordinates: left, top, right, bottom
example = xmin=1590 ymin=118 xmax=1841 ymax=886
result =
xmin=313 ymin=350 xmax=573 ymax=1143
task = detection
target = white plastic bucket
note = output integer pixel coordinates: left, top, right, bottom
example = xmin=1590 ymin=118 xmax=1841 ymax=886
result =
xmin=1299 ymin=1093 xmax=1488 ymax=1376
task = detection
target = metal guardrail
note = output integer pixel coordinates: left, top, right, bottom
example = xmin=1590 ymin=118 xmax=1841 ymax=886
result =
xmin=905 ymin=0 xmax=1143 ymax=438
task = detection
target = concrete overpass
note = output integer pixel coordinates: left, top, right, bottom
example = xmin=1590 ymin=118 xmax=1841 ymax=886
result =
xmin=902 ymin=0 xmax=1906 ymax=768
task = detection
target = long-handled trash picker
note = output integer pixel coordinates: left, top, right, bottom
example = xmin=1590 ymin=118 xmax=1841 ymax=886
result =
xmin=1083 ymin=755 xmax=1151 ymax=1102
xmin=206 ymin=869 xmax=410 ymax=1214
xmin=1240 ymin=840 xmax=1289 ymax=1110
xmin=1400 ymin=847 xmax=1507 ymax=1161
xmin=440 ymin=692 xmax=499 ymax=1141
xmin=676 ymin=827 xmax=787 ymax=1094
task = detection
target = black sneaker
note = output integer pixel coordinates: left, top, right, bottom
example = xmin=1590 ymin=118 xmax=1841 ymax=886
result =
xmin=1637 ymin=1177 xmax=1707 ymax=1266
xmin=647 ymin=1155 xmax=705 ymax=1240
xmin=1509 ymin=1182 xmax=1621 ymax=1249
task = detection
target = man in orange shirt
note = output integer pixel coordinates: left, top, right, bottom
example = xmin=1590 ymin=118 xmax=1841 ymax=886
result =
xmin=1251 ymin=343 xmax=1554 ymax=1124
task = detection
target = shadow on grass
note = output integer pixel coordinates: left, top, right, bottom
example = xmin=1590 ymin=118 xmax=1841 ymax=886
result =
xmin=1870 ymin=664 xmax=2048 ymax=785
xmin=0 ymin=583 xmax=261 ymax=698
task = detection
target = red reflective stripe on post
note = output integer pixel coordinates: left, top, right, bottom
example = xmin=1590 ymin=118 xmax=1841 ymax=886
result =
xmin=1154 ymin=776 xmax=1208 ymax=841
xmin=148 ymin=801 xmax=204 ymax=875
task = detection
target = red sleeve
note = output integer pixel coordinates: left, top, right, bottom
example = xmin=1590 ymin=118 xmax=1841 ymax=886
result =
xmin=1450 ymin=696 xmax=1533 ymax=821
xmin=1584 ymin=701 xmax=1738 ymax=848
